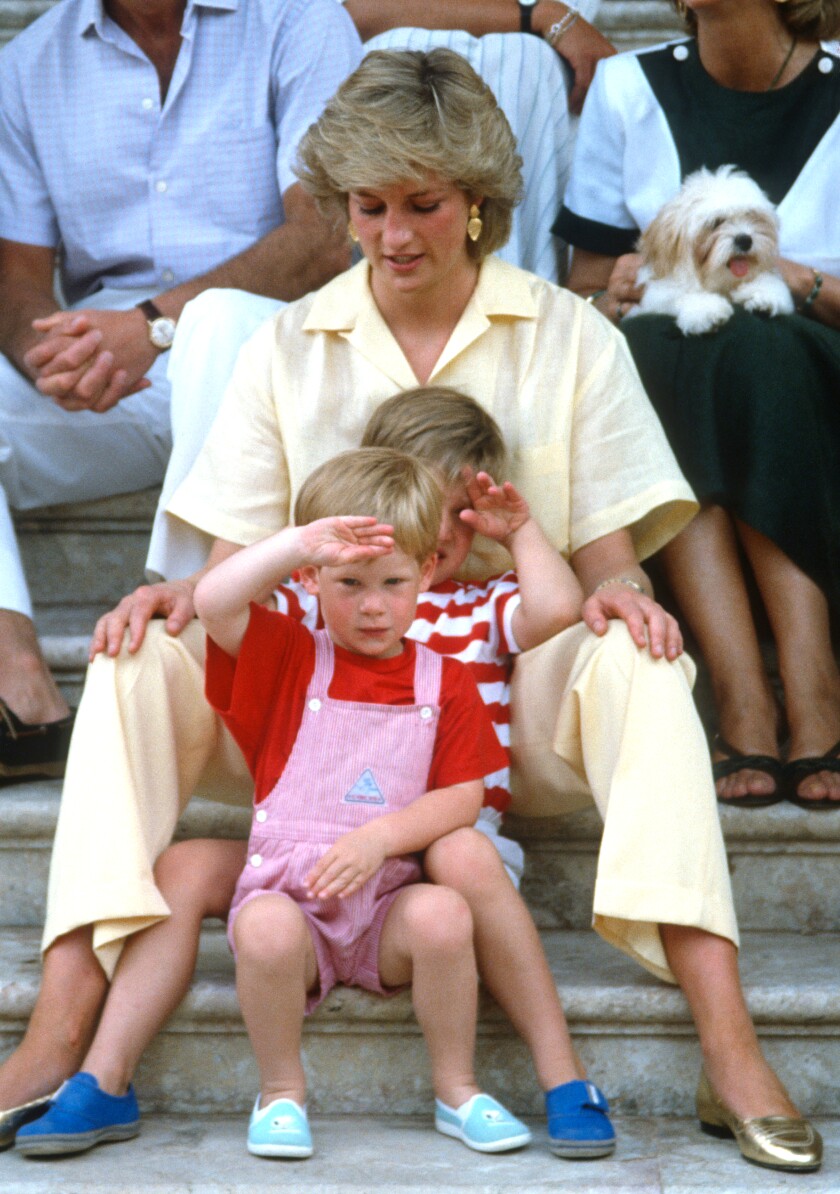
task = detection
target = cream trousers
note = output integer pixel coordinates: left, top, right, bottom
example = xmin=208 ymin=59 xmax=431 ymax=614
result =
xmin=44 ymin=618 xmax=737 ymax=981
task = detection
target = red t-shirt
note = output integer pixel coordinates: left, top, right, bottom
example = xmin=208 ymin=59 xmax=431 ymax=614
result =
xmin=206 ymin=603 xmax=507 ymax=803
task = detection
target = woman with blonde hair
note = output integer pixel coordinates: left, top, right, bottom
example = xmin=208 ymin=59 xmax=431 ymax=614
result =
xmin=560 ymin=0 xmax=840 ymax=812
xmin=0 ymin=48 xmax=821 ymax=1171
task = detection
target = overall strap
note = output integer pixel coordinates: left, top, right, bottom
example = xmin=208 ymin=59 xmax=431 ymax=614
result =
xmin=412 ymin=642 xmax=443 ymax=709
xmin=307 ymin=629 xmax=335 ymax=701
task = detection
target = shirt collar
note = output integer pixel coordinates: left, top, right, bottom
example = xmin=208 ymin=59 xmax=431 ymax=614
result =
xmin=303 ymin=255 xmax=538 ymax=331
xmin=303 ymin=255 xmax=537 ymax=386
xmin=78 ymin=0 xmax=238 ymax=38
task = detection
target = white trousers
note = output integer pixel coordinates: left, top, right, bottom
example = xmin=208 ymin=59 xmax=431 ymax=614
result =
xmin=45 ymin=617 xmax=737 ymax=983
xmin=0 ymin=289 xmax=172 ymax=617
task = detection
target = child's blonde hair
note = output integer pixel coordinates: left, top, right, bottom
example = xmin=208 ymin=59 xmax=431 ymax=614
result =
xmin=361 ymin=387 xmax=507 ymax=484
xmin=294 ymin=447 xmax=442 ymax=565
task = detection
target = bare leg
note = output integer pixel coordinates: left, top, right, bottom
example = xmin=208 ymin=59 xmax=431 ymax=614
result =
xmin=0 ymin=928 xmax=107 ymax=1111
xmin=233 ymin=895 xmax=318 ymax=1108
xmin=660 ymin=924 xmax=798 ymax=1119
xmin=425 ymin=828 xmax=583 ymax=1091
xmin=737 ymin=522 xmax=840 ymax=803
xmin=82 ymin=839 xmax=246 ymax=1095
xmin=0 ymin=609 xmax=69 ymax=724
xmin=660 ymin=506 xmax=780 ymax=800
xmin=378 ymin=884 xmax=480 ymax=1108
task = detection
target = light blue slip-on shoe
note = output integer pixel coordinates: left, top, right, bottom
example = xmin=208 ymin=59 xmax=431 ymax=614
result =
xmin=247 ymin=1096 xmax=313 ymax=1158
xmin=435 ymin=1093 xmax=531 ymax=1153
xmin=545 ymin=1079 xmax=616 ymax=1159
xmin=15 ymin=1072 xmax=140 ymax=1157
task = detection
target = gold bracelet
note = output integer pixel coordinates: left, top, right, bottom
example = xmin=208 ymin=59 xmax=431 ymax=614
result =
xmin=594 ymin=576 xmax=646 ymax=595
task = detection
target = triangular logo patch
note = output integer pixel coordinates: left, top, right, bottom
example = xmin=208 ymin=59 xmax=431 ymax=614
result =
xmin=342 ymin=768 xmax=386 ymax=805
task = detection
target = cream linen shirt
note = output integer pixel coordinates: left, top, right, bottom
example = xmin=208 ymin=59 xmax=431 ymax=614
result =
xmin=168 ymin=257 xmax=697 ymax=575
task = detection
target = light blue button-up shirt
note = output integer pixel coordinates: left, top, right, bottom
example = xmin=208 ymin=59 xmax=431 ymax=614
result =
xmin=0 ymin=0 xmax=361 ymax=304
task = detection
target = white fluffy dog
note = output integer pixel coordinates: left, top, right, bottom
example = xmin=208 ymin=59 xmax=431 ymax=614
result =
xmin=629 ymin=166 xmax=794 ymax=335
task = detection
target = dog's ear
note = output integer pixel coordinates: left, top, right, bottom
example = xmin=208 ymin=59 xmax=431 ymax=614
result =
xmin=639 ymin=205 xmax=692 ymax=280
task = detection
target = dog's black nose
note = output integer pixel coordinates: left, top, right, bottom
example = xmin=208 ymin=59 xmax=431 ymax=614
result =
xmin=734 ymin=233 xmax=752 ymax=252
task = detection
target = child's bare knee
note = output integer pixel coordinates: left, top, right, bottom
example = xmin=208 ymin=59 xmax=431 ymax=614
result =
xmin=233 ymin=895 xmax=308 ymax=969
xmin=407 ymin=887 xmax=474 ymax=957
xmin=425 ymin=826 xmax=506 ymax=895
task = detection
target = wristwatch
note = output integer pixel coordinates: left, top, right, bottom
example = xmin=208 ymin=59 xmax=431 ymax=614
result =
xmin=518 ymin=0 xmax=538 ymax=35
xmin=137 ymin=299 xmax=177 ymax=350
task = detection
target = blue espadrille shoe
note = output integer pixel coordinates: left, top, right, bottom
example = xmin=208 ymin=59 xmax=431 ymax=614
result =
xmin=544 ymin=1079 xmax=616 ymax=1158
xmin=15 ymin=1072 xmax=139 ymax=1156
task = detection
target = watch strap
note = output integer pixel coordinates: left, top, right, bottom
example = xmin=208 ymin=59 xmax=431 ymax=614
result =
xmin=518 ymin=1 xmax=536 ymax=35
xmin=137 ymin=299 xmax=165 ymax=323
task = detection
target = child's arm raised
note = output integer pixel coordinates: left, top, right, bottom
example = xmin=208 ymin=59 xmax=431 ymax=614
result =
xmin=194 ymin=517 xmax=394 ymax=657
xmin=304 ymin=778 xmax=484 ymax=902
xmin=461 ymin=472 xmax=583 ymax=651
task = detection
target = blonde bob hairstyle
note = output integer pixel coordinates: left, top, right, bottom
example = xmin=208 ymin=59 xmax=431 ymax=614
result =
xmin=293 ymin=447 xmax=443 ymax=565
xmin=295 ymin=48 xmax=523 ymax=261
xmin=672 ymin=0 xmax=840 ymax=39
xmin=362 ymin=386 xmax=507 ymax=484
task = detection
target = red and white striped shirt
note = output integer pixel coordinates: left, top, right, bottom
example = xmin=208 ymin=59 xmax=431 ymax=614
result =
xmin=275 ymin=572 xmax=522 ymax=813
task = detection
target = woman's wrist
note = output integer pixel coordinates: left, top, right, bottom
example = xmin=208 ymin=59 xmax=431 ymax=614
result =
xmin=593 ymin=575 xmax=649 ymax=597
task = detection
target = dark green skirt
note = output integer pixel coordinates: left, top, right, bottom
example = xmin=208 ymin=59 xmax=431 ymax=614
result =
xmin=623 ymin=308 xmax=840 ymax=610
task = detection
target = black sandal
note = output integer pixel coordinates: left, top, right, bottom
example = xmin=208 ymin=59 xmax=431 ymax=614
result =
xmin=785 ymin=739 xmax=840 ymax=810
xmin=0 ymin=699 xmax=75 ymax=786
xmin=711 ymin=734 xmax=784 ymax=808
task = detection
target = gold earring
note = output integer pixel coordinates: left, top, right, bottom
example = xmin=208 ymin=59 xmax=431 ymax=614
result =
xmin=466 ymin=204 xmax=483 ymax=243
xmin=348 ymin=222 xmax=359 ymax=243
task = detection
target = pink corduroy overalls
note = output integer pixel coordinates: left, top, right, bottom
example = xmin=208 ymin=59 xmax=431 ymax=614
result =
xmin=228 ymin=630 xmax=443 ymax=1012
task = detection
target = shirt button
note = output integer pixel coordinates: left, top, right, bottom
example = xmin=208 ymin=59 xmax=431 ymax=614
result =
xmin=156 ymin=180 xmax=168 ymax=193
xmin=142 ymin=97 xmax=154 ymax=110
xmin=420 ymin=706 xmax=432 ymax=719
xmin=673 ymin=44 xmax=689 ymax=61
xmin=250 ymin=853 xmax=263 ymax=868
xmin=819 ymin=56 xmax=834 ymax=74
xmin=161 ymin=269 xmax=174 ymax=283
xmin=308 ymin=698 xmax=321 ymax=711
xmin=255 ymin=809 xmax=267 ymax=823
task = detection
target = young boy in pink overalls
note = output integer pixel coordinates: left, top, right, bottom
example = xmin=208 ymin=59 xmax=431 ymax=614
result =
xmin=193 ymin=447 xmax=531 ymax=1160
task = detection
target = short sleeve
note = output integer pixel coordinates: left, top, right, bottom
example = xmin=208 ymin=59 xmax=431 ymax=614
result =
xmin=554 ymin=57 xmax=641 ymax=256
xmin=205 ymin=603 xmax=311 ymax=770
xmin=271 ymin=0 xmax=362 ymax=196
xmin=168 ymin=317 xmax=291 ymax=545
xmin=428 ymin=658 xmax=508 ymax=791
xmin=567 ymin=301 xmax=698 ymax=558
xmin=0 ymin=52 xmax=58 ymax=246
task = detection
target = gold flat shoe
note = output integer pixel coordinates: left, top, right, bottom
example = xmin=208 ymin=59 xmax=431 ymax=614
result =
xmin=696 ymin=1070 xmax=822 ymax=1173
xmin=0 ymin=1091 xmax=56 ymax=1150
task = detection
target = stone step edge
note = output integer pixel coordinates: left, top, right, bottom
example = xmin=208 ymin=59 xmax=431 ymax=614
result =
xmin=1 ymin=927 xmax=837 ymax=1030
xmin=4 ymin=781 xmax=840 ymax=848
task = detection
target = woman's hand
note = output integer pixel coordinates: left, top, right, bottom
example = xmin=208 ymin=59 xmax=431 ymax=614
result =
xmin=604 ymin=253 xmax=645 ymax=324
xmin=305 ymin=824 xmax=388 ymax=900
xmin=582 ymin=583 xmax=683 ymax=661
xmin=89 ymin=579 xmax=198 ymax=660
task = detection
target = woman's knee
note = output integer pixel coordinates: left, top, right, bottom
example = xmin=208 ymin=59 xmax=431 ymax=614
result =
xmin=425 ymin=826 xmax=509 ymax=898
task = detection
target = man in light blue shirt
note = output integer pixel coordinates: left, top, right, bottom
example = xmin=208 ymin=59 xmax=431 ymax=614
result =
xmin=0 ymin=0 xmax=361 ymax=780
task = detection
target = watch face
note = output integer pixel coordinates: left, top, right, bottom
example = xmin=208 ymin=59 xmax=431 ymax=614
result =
xmin=149 ymin=316 xmax=177 ymax=349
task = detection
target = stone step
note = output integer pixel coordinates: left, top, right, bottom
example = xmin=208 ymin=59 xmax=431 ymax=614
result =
xmin=16 ymin=490 xmax=159 ymax=616
xmin=0 ymin=1112 xmax=838 ymax=1193
xmin=3 ymin=784 xmax=839 ymax=933
xmin=1 ymin=926 xmax=838 ymax=1119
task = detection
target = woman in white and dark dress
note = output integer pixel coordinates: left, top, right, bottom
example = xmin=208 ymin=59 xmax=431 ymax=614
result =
xmin=559 ymin=0 xmax=840 ymax=810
